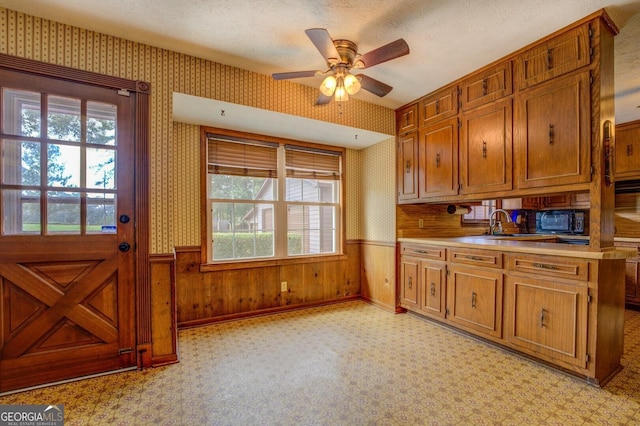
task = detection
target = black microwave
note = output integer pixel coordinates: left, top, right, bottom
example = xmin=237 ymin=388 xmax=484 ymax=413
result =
xmin=535 ymin=210 xmax=587 ymax=235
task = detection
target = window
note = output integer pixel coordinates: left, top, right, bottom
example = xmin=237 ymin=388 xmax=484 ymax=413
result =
xmin=1 ymin=87 xmax=117 ymax=235
xmin=204 ymin=130 xmax=343 ymax=262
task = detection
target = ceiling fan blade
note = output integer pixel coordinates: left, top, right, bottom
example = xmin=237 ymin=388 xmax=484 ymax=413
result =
xmin=272 ymin=70 xmax=319 ymax=80
xmin=315 ymin=93 xmax=333 ymax=106
xmin=305 ymin=28 xmax=341 ymax=65
xmin=358 ymin=74 xmax=393 ymax=97
xmin=353 ymin=38 xmax=410 ymax=69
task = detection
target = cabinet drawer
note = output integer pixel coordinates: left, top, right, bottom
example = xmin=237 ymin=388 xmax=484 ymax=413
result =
xmin=396 ymin=104 xmax=418 ymax=134
xmin=461 ymin=61 xmax=512 ymax=111
xmin=515 ymin=23 xmax=591 ymax=89
xmin=418 ymin=86 xmax=458 ymax=127
xmin=449 ymin=248 xmax=503 ymax=269
xmin=401 ymin=244 xmax=446 ymax=261
xmin=509 ymin=255 xmax=589 ymax=281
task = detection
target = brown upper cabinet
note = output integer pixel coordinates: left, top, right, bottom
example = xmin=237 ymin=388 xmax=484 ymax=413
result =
xmin=514 ymin=71 xmax=591 ymax=189
xmin=514 ymin=23 xmax=591 ymax=90
xmin=459 ymin=98 xmax=513 ymax=195
xmin=396 ymin=103 xmax=418 ymax=135
xmin=461 ymin=61 xmax=513 ymax=111
xmin=418 ymin=117 xmax=459 ymax=198
xmin=615 ymin=120 xmax=640 ymax=181
xmin=419 ymin=85 xmax=459 ymax=127
xmin=397 ymin=131 xmax=419 ymax=202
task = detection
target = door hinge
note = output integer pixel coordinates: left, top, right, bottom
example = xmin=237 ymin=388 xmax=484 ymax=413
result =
xmin=118 ymin=89 xmax=131 ymax=97
xmin=119 ymin=347 xmax=133 ymax=355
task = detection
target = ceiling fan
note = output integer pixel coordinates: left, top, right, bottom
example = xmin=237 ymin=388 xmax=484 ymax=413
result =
xmin=272 ymin=28 xmax=410 ymax=105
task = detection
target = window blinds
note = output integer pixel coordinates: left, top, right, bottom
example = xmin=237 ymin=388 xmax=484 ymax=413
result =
xmin=207 ymin=137 xmax=278 ymax=178
xmin=285 ymin=145 xmax=341 ymax=180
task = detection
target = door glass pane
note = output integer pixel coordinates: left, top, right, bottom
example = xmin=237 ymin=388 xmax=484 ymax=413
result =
xmin=87 ymin=192 xmax=116 ymax=234
xmin=47 ymin=191 xmax=80 ymax=234
xmin=2 ymin=140 xmax=41 ymax=185
xmin=48 ymin=144 xmax=79 ymax=187
xmin=47 ymin=96 xmax=81 ymax=142
xmin=2 ymin=189 xmax=40 ymax=235
xmin=87 ymin=101 xmax=117 ymax=146
xmin=2 ymin=88 xmax=41 ymax=136
xmin=87 ymin=148 xmax=116 ymax=190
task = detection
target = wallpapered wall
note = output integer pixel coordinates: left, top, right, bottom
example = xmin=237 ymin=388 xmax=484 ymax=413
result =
xmin=0 ymin=7 xmax=397 ymax=252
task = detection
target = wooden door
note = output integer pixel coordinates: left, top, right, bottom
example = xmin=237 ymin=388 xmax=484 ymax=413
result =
xmin=0 ymin=69 xmax=136 ymax=392
xmin=506 ymin=276 xmax=587 ymax=368
xmin=447 ymin=266 xmax=503 ymax=339
xmin=615 ymin=120 xmax=640 ymax=180
xmin=460 ymin=99 xmax=513 ymax=195
xmin=397 ymin=132 xmax=418 ymax=202
xmin=514 ymin=71 xmax=591 ymax=189
xmin=420 ymin=261 xmax=446 ymax=319
xmin=400 ymin=257 xmax=420 ymax=309
xmin=418 ymin=118 xmax=458 ymax=198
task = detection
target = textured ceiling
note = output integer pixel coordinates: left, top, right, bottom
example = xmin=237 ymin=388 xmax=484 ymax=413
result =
xmin=3 ymin=0 xmax=640 ymax=128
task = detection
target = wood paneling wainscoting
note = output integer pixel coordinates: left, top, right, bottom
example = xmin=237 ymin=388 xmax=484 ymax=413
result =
xmin=360 ymin=241 xmax=399 ymax=313
xmin=173 ymin=242 xmax=361 ymax=327
xmin=149 ymin=254 xmax=178 ymax=366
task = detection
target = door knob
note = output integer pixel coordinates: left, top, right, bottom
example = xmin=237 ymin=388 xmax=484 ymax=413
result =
xmin=118 ymin=242 xmax=131 ymax=252
xmin=119 ymin=214 xmax=130 ymax=224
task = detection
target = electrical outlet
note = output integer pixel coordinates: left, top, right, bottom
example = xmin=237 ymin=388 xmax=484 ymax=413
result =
xmin=418 ymin=219 xmax=424 ymax=228
xmin=281 ymin=281 xmax=288 ymax=292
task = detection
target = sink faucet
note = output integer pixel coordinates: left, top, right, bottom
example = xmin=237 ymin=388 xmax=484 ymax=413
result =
xmin=489 ymin=209 xmax=512 ymax=235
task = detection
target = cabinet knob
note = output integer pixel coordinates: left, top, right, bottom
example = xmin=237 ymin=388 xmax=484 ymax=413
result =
xmin=436 ymin=153 xmax=441 ymax=167
xmin=406 ymin=160 xmax=411 ymax=173
xmin=482 ymin=141 xmax=487 ymax=159
xmin=408 ymin=276 xmax=412 ymax=289
xmin=548 ymin=124 xmax=554 ymax=145
xmin=628 ymin=144 xmax=633 ymax=156
xmin=430 ymin=282 xmax=436 ymax=296
xmin=471 ymin=291 xmax=477 ymax=308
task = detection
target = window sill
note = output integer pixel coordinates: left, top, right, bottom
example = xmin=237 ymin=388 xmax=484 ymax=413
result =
xmin=200 ymin=253 xmax=348 ymax=272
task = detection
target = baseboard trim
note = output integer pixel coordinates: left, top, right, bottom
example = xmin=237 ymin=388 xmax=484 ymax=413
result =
xmin=178 ymin=295 xmax=361 ymax=329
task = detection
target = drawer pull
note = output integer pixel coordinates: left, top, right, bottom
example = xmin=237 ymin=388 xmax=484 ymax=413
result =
xmin=471 ymin=291 xmax=477 ymax=308
xmin=532 ymin=262 xmax=557 ymax=270
xmin=465 ymin=255 xmax=485 ymax=261
xmin=430 ymin=282 xmax=436 ymax=297
xmin=540 ymin=308 xmax=547 ymax=328
xmin=416 ymin=250 xmax=429 ymax=254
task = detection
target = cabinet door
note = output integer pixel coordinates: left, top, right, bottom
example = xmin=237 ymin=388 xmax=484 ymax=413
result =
xmin=397 ymin=132 xmax=419 ymax=202
xmin=397 ymin=104 xmax=418 ymax=135
xmin=615 ymin=121 xmax=640 ymax=180
xmin=421 ymin=261 xmax=446 ymax=319
xmin=419 ymin=86 xmax=458 ymax=127
xmin=418 ymin=118 xmax=459 ymax=198
xmin=515 ymin=23 xmax=590 ymax=90
xmin=400 ymin=256 xmax=420 ymax=309
xmin=625 ymin=260 xmax=640 ymax=302
xmin=460 ymin=99 xmax=513 ymax=195
xmin=506 ymin=276 xmax=588 ymax=368
xmin=461 ymin=61 xmax=512 ymax=111
xmin=447 ymin=266 xmax=503 ymax=338
xmin=514 ymin=72 xmax=591 ymax=189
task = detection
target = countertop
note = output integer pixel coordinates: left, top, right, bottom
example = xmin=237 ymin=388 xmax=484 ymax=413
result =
xmin=398 ymin=235 xmax=637 ymax=259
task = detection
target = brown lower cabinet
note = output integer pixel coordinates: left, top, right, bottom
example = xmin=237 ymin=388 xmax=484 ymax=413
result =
xmin=399 ymin=241 xmax=625 ymax=386
xmin=614 ymin=242 xmax=640 ymax=306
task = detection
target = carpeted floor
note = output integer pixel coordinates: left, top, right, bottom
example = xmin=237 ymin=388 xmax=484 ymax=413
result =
xmin=2 ymin=300 xmax=640 ymax=425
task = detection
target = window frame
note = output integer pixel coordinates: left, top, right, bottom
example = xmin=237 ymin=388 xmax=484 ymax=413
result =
xmin=200 ymin=126 xmax=346 ymax=269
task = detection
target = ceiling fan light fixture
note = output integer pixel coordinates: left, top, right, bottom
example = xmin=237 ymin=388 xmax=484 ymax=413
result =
xmin=334 ymin=77 xmax=349 ymax=102
xmin=343 ymin=73 xmax=361 ymax=95
xmin=319 ymin=75 xmax=337 ymax=96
